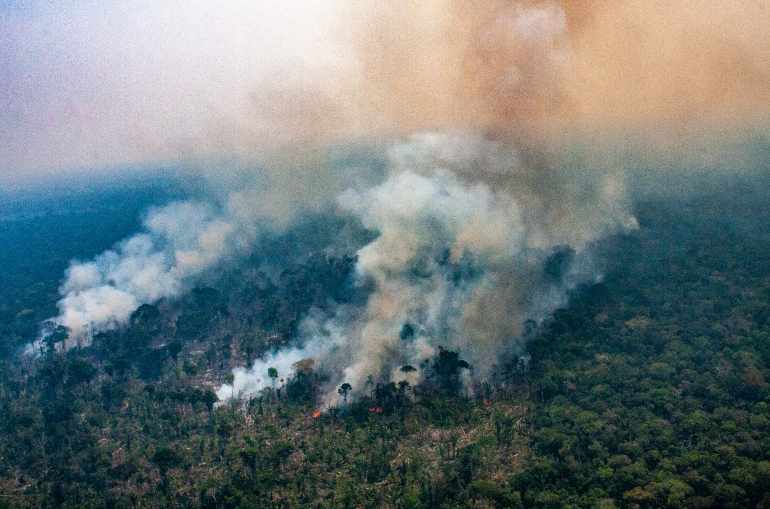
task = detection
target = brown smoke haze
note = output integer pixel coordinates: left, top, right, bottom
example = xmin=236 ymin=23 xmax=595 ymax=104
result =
xmin=210 ymin=0 xmax=770 ymax=404
xmin=190 ymin=0 xmax=770 ymax=239
xmin=566 ymin=0 xmax=770 ymax=130
xmin=31 ymin=0 xmax=769 ymax=403
xmin=3 ymin=0 xmax=767 ymax=180
xmin=227 ymin=0 xmax=770 ymax=162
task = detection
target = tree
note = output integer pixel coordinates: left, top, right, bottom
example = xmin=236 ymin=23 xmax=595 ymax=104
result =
xmin=44 ymin=325 xmax=70 ymax=353
xmin=268 ymin=367 xmax=278 ymax=387
xmin=167 ymin=340 xmax=182 ymax=360
xmin=130 ymin=303 xmax=160 ymax=325
xmin=396 ymin=379 xmax=411 ymax=420
xmin=338 ymin=382 xmax=352 ymax=404
xmin=428 ymin=347 xmax=471 ymax=397
xmin=270 ymin=440 xmax=295 ymax=472
xmin=400 ymin=322 xmax=416 ymax=341
xmin=288 ymin=359 xmax=316 ymax=403
xmin=152 ymin=447 xmax=181 ymax=493
xmin=68 ymin=358 xmax=96 ymax=386
xmin=152 ymin=447 xmax=181 ymax=475
xmin=202 ymin=390 xmax=218 ymax=414
xmin=225 ymin=373 xmax=235 ymax=400
xmin=242 ymin=329 xmax=259 ymax=365
xmin=292 ymin=359 xmax=315 ymax=379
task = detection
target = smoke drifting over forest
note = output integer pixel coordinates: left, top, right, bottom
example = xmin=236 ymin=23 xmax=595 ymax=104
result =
xmin=23 ymin=0 xmax=768 ymax=402
xmin=220 ymin=132 xmax=635 ymax=404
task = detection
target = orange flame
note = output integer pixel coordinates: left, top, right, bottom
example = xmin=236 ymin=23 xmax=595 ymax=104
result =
xmin=313 ymin=412 xmax=320 ymax=419
xmin=369 ymin=407 xmax=382 ymax=413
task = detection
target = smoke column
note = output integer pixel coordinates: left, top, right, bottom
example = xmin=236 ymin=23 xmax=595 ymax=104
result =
xmin=34 ymin=0 xmax=767 ymax=400
xmin=218 ymin=132 xmax=635 ymax=404
xmin=216 ymin=1 xmax=640 ymax=402
xmin=51 ymin=199 xmax=259 ymax=348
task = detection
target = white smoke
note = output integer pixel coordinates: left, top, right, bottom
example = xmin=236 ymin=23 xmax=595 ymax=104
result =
xmin=219 ymin=132 xmax=636 ymax=406
xmin=216 ymin=347 xmax=305 ymax=403
xmin=51 ymin=200 xmax=254 ymax=348
xmin=40 ymin=2 xmax=637 ymax=403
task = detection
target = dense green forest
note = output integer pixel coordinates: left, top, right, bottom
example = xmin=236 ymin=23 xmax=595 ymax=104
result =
xmin=1 ymin=173 xmax=770 ymax=508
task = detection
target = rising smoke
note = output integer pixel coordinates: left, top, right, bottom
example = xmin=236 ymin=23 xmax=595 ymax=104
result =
xmin=42 ymin=0 xmax=767 ymax=402
xmin=53 ymin=200 xmax=254 ymax=348
xmin=217 ymin=132 xmax=635 ymax=404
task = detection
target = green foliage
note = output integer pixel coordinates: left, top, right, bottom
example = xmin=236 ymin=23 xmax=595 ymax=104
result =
xmin=425 ymin=346 xmax=472 ymax=397
xmin=152 ymin=446 xmax=182 ymax=475
xmin=1 ymin=175 xmax=770 ymax=507
xmin=44 ymin=325 xmax=69 ymax=352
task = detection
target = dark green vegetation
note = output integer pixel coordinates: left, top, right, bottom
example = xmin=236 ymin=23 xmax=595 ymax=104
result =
xmin=1 ymin=173 xmax=770 ymax=508
xmin=0 ymin=173 xmax=190 ymax=357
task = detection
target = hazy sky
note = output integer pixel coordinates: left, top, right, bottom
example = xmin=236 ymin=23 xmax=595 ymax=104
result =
xmin=2 ymin=0 xmax=769 ymax=181
xmin=0 ymin=0 xmax=347 ymax=179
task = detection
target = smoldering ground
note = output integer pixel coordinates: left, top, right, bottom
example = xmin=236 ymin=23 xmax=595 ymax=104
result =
xmin=26 ymin=0 xmax=769 ymax=402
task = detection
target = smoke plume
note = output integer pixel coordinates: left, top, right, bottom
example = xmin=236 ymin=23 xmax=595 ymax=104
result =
xmin=38 ymin=0 xmax=767 ymax=401
xmin=52 ymin=199 xmax=259 ymax=347
xmin=3 ymin=0 xmax=767 ymax=177
xmin=218 ymin=132 xmax=635 ymax=404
